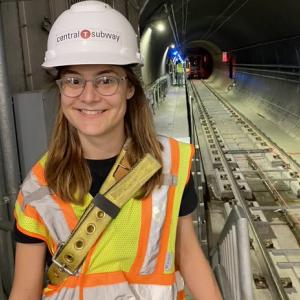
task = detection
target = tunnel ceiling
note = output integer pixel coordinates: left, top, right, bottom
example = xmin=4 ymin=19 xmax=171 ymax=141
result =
xmin=139 ymin=0 xmax=300 ymax=52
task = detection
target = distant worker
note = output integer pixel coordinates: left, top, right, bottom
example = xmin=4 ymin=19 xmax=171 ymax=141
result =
xmin=9 ymin=1 xmax=222 ymax=300
xmin=169 ymin=60 xmax=177 ymax=85
xmin=176 ymin=62 xmax=184 ymax=86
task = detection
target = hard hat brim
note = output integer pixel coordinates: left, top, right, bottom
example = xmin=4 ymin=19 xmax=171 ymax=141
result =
xmin=42 ymin=52 xmax=142 ymax=69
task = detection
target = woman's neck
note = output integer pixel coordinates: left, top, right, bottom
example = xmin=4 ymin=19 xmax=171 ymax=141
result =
xmin=78 ymin=131 xmax=126 ymax=160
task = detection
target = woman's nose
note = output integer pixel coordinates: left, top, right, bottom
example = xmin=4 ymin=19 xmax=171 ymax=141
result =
xmin=79 ymin=81 xmax=100 ymax=103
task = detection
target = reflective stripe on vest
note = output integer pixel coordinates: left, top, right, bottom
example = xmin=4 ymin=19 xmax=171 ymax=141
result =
xmin=140 ymin=136 xmax=172 ymax=274
xmin=20 ymin=167 xmax=72 ymax=245
xmin=44 ymin=281 xmax=177 ymax=300
xmin=164 ymin=138 xmax=195 ymax=274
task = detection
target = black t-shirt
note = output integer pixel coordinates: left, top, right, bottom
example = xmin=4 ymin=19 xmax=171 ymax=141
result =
xmin=87 ymin=157 xmax=198 ymax=216
xmin=14 ymin=156 xmax=198 ymax=266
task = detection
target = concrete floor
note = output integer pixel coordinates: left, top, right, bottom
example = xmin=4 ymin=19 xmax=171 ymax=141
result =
xmin=153 ymin=85 xmax=190 ymax=143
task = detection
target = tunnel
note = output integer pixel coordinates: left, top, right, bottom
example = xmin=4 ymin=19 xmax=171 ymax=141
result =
xmin=139 ymin=0 xmax=300 ymax=153
xmin=0 ymin=1 xmax=300 ymax=300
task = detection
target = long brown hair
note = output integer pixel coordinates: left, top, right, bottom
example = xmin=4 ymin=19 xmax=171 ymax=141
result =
xmin=45 ymin=66 xmax=163 ymax=204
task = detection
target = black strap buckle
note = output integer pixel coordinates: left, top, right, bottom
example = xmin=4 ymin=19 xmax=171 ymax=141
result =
xmin=93 ymin=194 xmax=120 ymax=219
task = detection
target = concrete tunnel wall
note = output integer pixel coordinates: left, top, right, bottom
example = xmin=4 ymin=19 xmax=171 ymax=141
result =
xmin=141 ymin=25 xmax=300 ymax=148
xmin=140 ymin=23 xmax=173 ymax=86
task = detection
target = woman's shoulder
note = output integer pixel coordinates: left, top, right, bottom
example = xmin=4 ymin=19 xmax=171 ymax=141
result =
xmin=157 ymin=135 xmax=194 ymax=154
xmin=20 ymin=153 xmax=49 ymax=198
xmin=157 ymin=134 xmax=192 ymax=145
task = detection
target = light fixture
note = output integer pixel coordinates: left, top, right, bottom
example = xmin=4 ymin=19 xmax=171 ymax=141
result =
xmin=170 ymin=43 xmax=175 ymax=48
xmin=156 ymin=22 xmax=165 ymax=32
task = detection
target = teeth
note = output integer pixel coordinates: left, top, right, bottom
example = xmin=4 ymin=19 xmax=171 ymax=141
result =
xmin=80 ymin=109 xmax=102 ymax=115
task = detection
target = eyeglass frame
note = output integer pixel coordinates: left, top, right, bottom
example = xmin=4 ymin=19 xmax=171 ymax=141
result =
xmin=56 ymin=74 xmax=128 ymax=98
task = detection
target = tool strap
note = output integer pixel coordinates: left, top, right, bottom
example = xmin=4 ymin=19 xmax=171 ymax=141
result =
xmin=47 ymin=148 xmax=161 ymax=285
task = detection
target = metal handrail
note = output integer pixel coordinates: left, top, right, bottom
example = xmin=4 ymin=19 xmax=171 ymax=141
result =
xmin=210 ymin=205 xmax=254 ymax=300
xmin=145 ymin=75 xmax=169 ymax=114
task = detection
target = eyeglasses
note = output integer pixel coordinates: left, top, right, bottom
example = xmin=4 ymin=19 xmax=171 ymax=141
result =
xmin=56 ymin=75 xmax=128 ymax=98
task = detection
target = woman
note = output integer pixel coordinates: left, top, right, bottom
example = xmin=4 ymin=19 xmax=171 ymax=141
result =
xmin=9 ymin=1 xmax=222 ymax=299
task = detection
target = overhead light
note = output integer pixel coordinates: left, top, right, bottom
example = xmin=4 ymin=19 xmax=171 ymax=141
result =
xmin=170 ymin=43 xmax=175 ymax=48
xmin=156 ymin=22 xmax=165 ymax=32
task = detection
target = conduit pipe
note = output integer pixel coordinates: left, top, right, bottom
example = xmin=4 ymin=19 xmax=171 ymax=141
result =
xmin=164 ymin=4 xmax=180 ymax=48
xmin=0 ymin=8 xmax=17 ymax=293
xmin=0 ymin=6 xmax=21 ymax=214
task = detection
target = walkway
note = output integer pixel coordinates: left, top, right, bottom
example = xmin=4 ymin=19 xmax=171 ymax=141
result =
xmin=153 ymin=85 xmax=190 ymax=143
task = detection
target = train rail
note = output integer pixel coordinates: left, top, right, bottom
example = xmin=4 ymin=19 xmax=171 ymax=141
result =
xmin=188 ymin=79 xmax=300 ymax=300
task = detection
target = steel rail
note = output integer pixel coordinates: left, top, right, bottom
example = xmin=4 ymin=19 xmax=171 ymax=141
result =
xmin=189 ymin=80 xmax=290 ymax=300
xmin=247 ymin=157 xmax=289 ymax=208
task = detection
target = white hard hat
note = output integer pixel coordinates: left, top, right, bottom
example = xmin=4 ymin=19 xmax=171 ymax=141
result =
xmin=42 ymin=0 xmax=142 ymax=68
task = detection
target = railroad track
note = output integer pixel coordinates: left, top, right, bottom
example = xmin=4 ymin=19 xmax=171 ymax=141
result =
xmin=188 ymin=79 xmax=300 ymax=300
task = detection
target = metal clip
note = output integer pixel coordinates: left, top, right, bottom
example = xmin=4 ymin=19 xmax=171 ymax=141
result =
xmin=52 ymin=242 xmax=65 ymax=259
xmin=52 ymin=242 xmax=78 ymax=276
xmin=51 ymin=257 xmax=77 ymax=276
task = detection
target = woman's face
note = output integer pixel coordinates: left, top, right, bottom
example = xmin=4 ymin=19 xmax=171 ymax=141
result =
xmin=59 ymin=64 xmax=134 ymax=143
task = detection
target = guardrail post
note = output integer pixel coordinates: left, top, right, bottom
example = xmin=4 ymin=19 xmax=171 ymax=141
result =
xmin=211 ymin=205 xmax=254 ymax=300
xmin=145 ymin=75 xmax=169 ymax=114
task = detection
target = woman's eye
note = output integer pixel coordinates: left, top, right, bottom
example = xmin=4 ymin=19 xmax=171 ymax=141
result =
xmin=97 ymin=77 xmax=114 ymax=85
xmin=66 ymin=77 xmax=81 ymax=85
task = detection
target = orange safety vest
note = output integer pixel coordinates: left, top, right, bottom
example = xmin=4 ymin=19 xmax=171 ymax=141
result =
xmin=15 ymin=136 xmax=194 ymax=300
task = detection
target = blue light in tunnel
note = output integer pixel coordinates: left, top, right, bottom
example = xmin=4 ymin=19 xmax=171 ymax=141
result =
xmin=167 ymin=46 xmax=185 ymax=64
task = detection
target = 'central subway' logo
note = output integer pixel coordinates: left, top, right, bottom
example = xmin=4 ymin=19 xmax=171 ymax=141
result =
xmin=56 ymin=29 xmax=120 ymax=43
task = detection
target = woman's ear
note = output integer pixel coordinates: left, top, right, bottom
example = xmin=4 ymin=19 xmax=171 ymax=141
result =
xmin=126 ymin=85 xmax=135 ymax=99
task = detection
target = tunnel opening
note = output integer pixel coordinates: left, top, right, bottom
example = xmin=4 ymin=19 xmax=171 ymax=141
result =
xmin=186 ymin=47 xmax=213 ymax=79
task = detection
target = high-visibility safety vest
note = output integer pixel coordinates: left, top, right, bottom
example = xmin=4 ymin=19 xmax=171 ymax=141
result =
xmin=176 ymin=63 xmax=184 ymax=74
xmin=14 ymin=136 xmax=194 ymax=300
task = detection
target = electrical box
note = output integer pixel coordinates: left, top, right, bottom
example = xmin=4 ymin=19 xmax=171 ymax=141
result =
xmin=13 ymin=89 xmax=58 ymax=180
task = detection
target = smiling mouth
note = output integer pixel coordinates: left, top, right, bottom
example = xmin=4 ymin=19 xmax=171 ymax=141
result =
xmin=78 ymin=109 xmax=106 ymax=115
